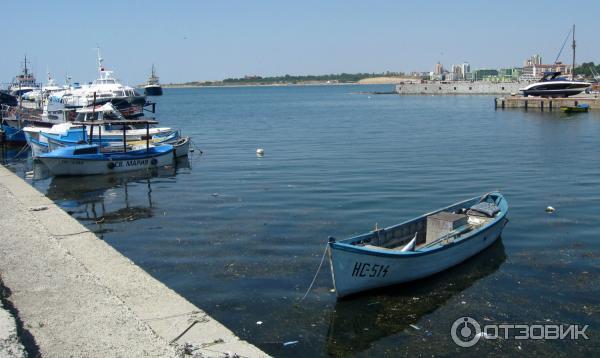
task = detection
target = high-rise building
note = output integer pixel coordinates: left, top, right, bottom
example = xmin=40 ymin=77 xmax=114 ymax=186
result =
xmin=523 ymin=54 xmax=542 ymax=67
xmin=434 ymin=62 xmax=444 ymax=75
xmin=452 ymin=64 xmax=463 ymax=79
xmin=461 ymin=62 xmax=470 ymax=79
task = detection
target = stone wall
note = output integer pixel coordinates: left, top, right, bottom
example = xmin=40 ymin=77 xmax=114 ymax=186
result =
xmin=395 ymin=82 xmax=524 ymax=95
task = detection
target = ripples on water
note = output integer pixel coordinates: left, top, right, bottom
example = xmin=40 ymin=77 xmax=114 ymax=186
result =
xmin=2 ymin=85 xmax=599 ymax=356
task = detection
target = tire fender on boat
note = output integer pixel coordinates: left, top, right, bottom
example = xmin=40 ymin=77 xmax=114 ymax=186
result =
xmin=107 ymin=162 xmax=115 ymax=170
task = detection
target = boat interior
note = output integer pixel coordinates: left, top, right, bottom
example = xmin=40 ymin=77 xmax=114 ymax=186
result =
xmin=351 ymin=194 xmax=502 ymax=252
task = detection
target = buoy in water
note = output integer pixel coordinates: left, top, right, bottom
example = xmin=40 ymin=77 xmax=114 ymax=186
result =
xmin=546 ymin=206 xmax=555 ymax=213
xmin=256 ymin=148 xmax=265 ymax=157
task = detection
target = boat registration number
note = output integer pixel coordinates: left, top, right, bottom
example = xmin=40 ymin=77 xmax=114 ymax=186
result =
xmin=352 ymin=262 xmax=389 ymax=278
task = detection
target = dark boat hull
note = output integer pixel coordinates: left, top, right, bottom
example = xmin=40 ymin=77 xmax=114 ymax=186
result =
xmin=144 ymin=85 xmax=163 ymax=96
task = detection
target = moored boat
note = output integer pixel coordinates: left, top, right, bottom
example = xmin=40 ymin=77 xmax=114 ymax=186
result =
xmin=38 ymin=143 xmax=174 ymax=176
xmin=327 ymin=192 xmax=509 ymax=298
xmin=37 ymin=118 xmax=174 ymax=176
xmin=9 ymin=55 xmax=40 ymax=96
xmin=560 ymin=103 xmax=589 ymax=113
xmin=170 ymin=136 xmax=191 ymax=157
xmin=23 ymin=102 xmax=172 ymax=147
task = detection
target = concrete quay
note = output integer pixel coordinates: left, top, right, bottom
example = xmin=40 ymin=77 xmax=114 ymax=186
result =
xmin=0 ymin=164 xmax=268 ymax=357
xmin=494 ymin=95 xmax=600 ymax=110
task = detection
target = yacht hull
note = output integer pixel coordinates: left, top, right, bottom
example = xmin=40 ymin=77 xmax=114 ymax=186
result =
xmin=144 ymin=85 xmax=163 ymax=96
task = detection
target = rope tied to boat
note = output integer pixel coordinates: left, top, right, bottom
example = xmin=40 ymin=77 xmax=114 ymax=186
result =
xmin=298 ymin=241 xmax=330 ymax=302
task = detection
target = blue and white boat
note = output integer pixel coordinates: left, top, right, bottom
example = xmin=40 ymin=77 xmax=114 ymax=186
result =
xmin=37 ymin=119 xmax=174 ymax=176
xmin=38 ymin=143 xmax=174 ymax=176
xmin=23 ymin=102 xmax=173 ymax=149
xmin=327 ymin=192 xmax=509 ymax=298
xmin=41 ymin=128 xmax=179 ymax=151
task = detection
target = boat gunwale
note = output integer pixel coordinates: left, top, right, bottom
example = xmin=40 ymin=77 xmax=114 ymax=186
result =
xmin=38 ymin=145 xmax=174 ymax=161
xmin=329 ymin=193 xmax=508 ymax=258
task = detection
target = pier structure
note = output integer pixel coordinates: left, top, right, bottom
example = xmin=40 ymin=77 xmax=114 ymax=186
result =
xmin=395 ymin=81 xmax=523 ymax=95
xmin=494 ymin=95 xmax=600 ymax=110
xmin=0 ymin=165 xmax=268 ymax=357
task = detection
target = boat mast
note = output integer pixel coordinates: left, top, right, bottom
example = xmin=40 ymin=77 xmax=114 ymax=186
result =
xmin=23 ymin=55 xmax=28 ymax=77
xmin=571 ymin=24 xmax=576 ymax=80
xmin=96 ymin=47 xmax=104 ymax=78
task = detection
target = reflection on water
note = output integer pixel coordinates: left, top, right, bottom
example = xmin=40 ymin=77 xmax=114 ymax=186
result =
xmin=0 ymin=142 xmax=29 ymax=164
xmin=35 ymin=157 xmax=191 ymax=228
xmin=326 ymin=240 xmax=506 ymax=356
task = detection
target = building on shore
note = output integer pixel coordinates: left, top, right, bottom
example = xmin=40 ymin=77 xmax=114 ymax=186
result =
xmin=520 ymin=62 xmax=572 ymax=81
xmin=461 ymin=62 xmax=471 ymax=79
xmin=434 ymin=62 xmax=444 ymax=75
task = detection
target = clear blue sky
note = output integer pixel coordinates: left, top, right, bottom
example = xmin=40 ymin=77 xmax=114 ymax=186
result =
xmin=2 ymin=0 xmax=599 ymax=85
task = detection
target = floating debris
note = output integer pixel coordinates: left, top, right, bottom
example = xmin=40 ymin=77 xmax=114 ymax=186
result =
xmin=211 ymin=193 xmax=220 ymax=197
xmin=546 ymin=206 xmax=556 ymax=213
xmin=256 ymin=321 xmax=263 ymax=325
xmin=409 ymin=324 xmax=420 ymax=330
xmin=283 ymin=341 xmax=299 ymax=347
xmin=256 ymin=148 xmax=265 ymax=157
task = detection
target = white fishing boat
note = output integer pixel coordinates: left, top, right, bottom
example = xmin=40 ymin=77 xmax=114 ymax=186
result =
xmin=23 ymin=102 xmax=173 ymax=148
xmin=328 ymin=192 xmax=509 ymax=298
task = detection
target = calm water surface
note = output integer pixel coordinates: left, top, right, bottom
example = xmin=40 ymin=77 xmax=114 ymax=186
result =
xmin=2 ymin=85 xmax=599 ymax=356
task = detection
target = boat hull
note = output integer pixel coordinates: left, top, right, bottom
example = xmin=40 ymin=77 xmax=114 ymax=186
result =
xmin=29 ymin=137 xmax=49 ymax=157
xmin=144 ymin=85 xmax=163 ymax=96
xmin=560 ymin=106 xmax=588 ymax=113
xmin=0 ymin=124 xmax=26 ymax=143
xmin=39 ymin=148 xmax=174 ymax=176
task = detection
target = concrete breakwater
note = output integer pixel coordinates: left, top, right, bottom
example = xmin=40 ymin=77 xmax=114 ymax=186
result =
xmin=395 ymin=81 xmax=523 ymax=95
xmin=0 ymin=165 xmax=268 ymax=357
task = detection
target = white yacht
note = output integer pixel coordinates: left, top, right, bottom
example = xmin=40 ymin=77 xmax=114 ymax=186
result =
xmin=47 ymin=49 xmax=146 ymax=117
xmin=519 ymin=71 xmax=591 ymax=97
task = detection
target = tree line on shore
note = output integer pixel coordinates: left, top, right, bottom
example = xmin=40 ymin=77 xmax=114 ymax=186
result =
xmin=173 ymin=72 xmax=406 ymax=86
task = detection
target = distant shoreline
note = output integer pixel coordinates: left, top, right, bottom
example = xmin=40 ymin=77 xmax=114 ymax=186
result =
xmin=159 ymin=82 xmax=384 ymax=89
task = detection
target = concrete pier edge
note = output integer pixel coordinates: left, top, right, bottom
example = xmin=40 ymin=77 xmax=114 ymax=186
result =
xmin=0 ymin=164 xmax=268 ymax=357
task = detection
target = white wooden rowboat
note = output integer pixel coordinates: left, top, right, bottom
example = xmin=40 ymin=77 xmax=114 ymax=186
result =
xmin=328 ymin=192 xmax=509 ymax=298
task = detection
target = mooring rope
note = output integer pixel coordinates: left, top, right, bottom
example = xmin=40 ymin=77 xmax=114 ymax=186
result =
xmin=298 ymin=242 xmax=329 ymax=302
xmin=14 ymin=143 xmax=30 ymax=158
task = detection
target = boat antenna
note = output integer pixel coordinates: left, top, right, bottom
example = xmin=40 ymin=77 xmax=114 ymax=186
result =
xmin=95 ymin=46 xmax=104 ymax=74
xmin=553 ymin=27 xmax=572 ymax=64
xmin=23 ymin=54 xmax=28 ymax=76
xmin=571 ymin=24 xmax=576 ymax=80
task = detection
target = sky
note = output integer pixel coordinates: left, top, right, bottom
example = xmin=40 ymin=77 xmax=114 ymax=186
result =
xmin=1 ymin=0 xmax=599 ymax=85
